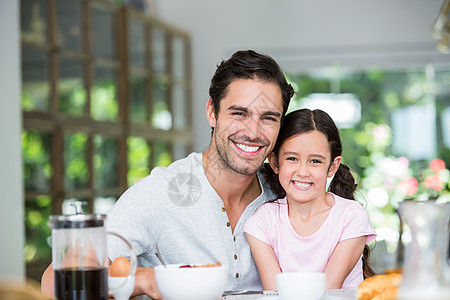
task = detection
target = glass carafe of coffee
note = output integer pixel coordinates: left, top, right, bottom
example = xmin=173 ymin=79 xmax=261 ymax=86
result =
xmin=49 ymin=214 xmax=110 ymax=300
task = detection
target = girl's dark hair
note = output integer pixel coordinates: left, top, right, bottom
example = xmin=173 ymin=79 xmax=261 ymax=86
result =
xmin=209 ymin=50 xmax=294 ymax=122
xmin=261 ymin=108 xmax=376 ymax=278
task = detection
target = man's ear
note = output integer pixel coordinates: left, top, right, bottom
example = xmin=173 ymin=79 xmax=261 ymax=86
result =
xmin=328 ymin=156 xmax=342 ymax=178
xmin=206 ymin=98 xmax=216 ymax=128
xmin=268 ymin=152 xmax=279 ymax=174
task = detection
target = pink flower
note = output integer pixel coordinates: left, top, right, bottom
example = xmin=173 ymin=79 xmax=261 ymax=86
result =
xmin=399 ymin=176 xmax=419 ymax=196
xmin=397 ymin=156 xmax=410 ymax=169
xmin=429 ymin=159 xmax=446 ymax=173
xmin=424 ymin=175 xmax=443 ymax=192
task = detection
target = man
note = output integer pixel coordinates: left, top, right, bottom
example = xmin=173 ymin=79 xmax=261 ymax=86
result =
xmin=41 ymin=50 xmax=294 ymax=299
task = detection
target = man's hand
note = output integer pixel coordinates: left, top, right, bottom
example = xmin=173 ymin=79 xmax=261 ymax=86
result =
xmin=41 ymin=263 xmax=54 ymax=299
xmin=133 ymin=267 xmax=162 ymax=299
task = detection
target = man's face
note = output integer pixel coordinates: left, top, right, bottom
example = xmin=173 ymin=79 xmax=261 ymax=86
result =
xmin=207 ymin=79 xmax=283 ymax=175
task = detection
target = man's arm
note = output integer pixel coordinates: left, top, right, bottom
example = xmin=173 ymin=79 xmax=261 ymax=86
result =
xmin=41 ymin=263 xmax=163 ymax=299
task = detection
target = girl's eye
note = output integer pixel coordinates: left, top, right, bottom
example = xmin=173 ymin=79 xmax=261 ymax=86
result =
xmin=311 ymin=159 xmax=321 ymax=164
xmin=287 ymin=157 xmax=297 ymax=161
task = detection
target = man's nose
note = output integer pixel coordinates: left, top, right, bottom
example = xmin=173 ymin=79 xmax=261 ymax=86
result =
xmin=243 ymin=116 xmax=262 ymax=140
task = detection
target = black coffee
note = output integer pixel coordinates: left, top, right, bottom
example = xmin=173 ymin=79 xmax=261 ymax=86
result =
xmin=54 ymin=267 xmax=108 ymax=300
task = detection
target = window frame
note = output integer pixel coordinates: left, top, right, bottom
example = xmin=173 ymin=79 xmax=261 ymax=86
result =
xmin=21 ymin=0 xmax=192 ymax=279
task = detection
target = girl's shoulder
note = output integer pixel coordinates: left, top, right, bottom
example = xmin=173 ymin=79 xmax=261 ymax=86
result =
xmin=254 ymin=197 xmax=287 ymax=215
xmin=330 ymin=193 xmax=366 ymax=212
xmin=263 ymin=197 xmax=288 ymax=207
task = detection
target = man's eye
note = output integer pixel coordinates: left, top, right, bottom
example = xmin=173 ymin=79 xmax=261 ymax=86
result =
xmin=263 ymin=116 xmax=277 ymax=122
xmin=232 ymin=112 xmax=245 ymax=116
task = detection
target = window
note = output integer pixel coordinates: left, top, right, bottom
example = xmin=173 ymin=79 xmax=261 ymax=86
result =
xmin=21 ymin=0 xmax=192 ymax=280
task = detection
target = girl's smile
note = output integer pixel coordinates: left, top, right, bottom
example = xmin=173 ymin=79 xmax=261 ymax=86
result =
xmin=292 ymin=180 xmax=313 ymax=189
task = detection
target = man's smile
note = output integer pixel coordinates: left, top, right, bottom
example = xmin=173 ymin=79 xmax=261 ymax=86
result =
xmin=234 ymin=142 xmax=263 ymax=153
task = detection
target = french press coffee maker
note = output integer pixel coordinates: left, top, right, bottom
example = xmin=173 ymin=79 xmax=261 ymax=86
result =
xmin=49 ymin=214 xmax=110 ymax=299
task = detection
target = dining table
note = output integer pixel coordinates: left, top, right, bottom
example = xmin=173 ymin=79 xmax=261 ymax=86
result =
xmin=133 ymin=289 xmax=357 ymax=300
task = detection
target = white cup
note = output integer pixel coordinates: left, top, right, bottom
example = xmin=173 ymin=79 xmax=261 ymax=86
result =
xmin=276 ymin=272 xmax=326 ymax=300
xmin=108 ymin=276 xmax=135 ymax=300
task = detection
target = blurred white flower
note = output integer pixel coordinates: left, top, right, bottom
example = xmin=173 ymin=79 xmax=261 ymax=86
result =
xmin=368 ymin=187 xmax=390 ymax=207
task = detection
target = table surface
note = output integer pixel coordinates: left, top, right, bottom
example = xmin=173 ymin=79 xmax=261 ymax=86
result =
xmin=222 ymin=289 xmax=356 ymax=299
xmin=134 ymin=289 xmax=357 ymax=300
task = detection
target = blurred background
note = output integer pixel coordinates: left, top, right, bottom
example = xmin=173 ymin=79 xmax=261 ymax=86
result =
xmin=1 ymin=0 xmax=449 ymax=283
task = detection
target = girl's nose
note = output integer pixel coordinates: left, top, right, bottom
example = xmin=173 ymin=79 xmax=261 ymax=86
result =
xmin=296 ymin=164 xmax=309 ymax=176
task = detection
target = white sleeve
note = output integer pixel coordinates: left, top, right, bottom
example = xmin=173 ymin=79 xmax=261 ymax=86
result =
xmin=107 ymin=168 xmax=169 ymax=260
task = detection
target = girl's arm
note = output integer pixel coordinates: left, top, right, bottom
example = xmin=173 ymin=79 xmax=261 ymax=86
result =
xmin=245 ymin=233 xmax=281 ymax=291
xmin=323 ymin=236 xmax=366 ymax=289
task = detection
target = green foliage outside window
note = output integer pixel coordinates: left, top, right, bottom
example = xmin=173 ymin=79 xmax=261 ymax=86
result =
xmin=153 ymin=141 xmax=172 ymax=167
xmin=22 ymin=131 xmax=52 ymax=266
xmin=127 ymin=137 xmax=150 ymax=186
xmin=91 ymin=75 xmax=118 ymax=121
xmin=24 ymin=195 xmax=52 ymax=264
xmin=22 ymin=131 xmax=52 ymax=191
xmin=64 ymin=133 xmax=89 ymax=190
xmin=94 ymin=136 xmax=119 ymax=189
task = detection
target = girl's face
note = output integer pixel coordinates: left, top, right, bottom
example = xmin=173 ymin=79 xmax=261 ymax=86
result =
xmin=269 ymin=130 xmax=341 ymax=204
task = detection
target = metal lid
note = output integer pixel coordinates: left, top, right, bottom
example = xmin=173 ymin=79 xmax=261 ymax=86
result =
xmin=49 ymin=214 xmax=106 ymax=229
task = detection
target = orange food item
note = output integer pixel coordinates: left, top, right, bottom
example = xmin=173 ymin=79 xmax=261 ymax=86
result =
xmin=179 ymin=261 xmax=222 ymax=268
xmin=357 ymin=273 xmax=402 ymax=300
xmin=110 ymin=256 xmax=131 ymax=277
xmin=193 ymin=261 xmax=222 ymax=268
xmin=372 ymin=286 xmax=398 ymax=300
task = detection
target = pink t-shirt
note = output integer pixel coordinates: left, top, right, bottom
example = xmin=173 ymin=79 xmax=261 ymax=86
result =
xmin=244 ymin=193 xmax=376 ymax=289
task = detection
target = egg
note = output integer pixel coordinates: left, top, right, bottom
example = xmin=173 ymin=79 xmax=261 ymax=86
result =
xmin=110 ymin=256 xmax=131 ymax=277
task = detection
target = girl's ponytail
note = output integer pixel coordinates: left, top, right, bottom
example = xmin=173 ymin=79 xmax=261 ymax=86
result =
xmin=329 ymin=163 xmax=376 ymax=278
xmin=328 ymin=163 xmax=357 ymax=200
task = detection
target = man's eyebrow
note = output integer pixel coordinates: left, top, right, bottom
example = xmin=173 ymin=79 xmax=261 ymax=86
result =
xmin=228 ymin=105 xmax=249 ymax=113
xmin=262 ymin=111 xmax=281 ymax=118
xmin=228 ymin=105 xmax=281 ymax=118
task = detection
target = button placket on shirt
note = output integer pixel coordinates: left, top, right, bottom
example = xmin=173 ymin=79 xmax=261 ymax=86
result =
xmin=222 ymin=206 xmax=241 ymax=282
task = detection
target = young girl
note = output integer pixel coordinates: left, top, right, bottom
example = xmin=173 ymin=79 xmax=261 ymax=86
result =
xmin=244 ymin=108 xmax=376 ymax=290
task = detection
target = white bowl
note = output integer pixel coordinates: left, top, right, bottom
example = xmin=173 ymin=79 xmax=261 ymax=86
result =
xmin=154 ymin=264 xmax=228 ymax=300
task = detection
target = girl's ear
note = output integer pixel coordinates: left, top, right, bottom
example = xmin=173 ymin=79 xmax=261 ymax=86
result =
xmin=268 ymin=152 xmax=279 ymax=174
xmin=206 ymin=98 xmax=217 ymax=128
xmin=328 ymin=156 xmax=342 ymax=178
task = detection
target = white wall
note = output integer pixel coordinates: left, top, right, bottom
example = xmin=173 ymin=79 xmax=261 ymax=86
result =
xmin=0 ymin=0 xmax=24 ymax=278
xmin=155 ymin=0 xmax=449 ymax=151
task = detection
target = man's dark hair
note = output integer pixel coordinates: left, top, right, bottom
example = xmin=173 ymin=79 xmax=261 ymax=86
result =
xmin=209 ymin=50 xmax=294 ymax=121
